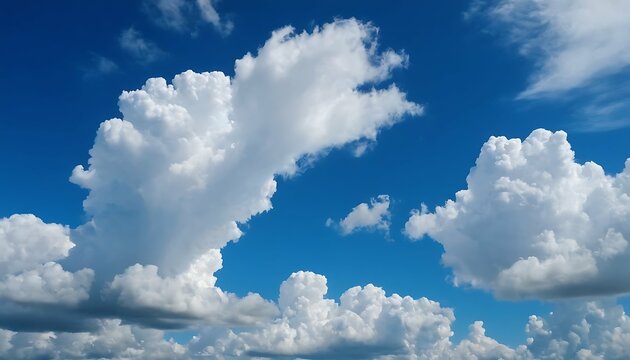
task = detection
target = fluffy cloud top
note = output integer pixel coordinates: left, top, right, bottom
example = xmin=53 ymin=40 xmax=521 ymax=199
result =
xmin=188 ymin=279 xmax=630 ymax=359
xmin=328 ymin=194 xmax=391 ymax=235
xmin=189 ymin=271 xmax=521 ymax=359
xmin=0 ymin=214 xmax=72 ymax=275
xmin=107 ymin=249 xmax=278 ymax=326
xmin=525 ymin=300 xmax=630 ymax=360
xmin=70 ymin=19 xmax=419 ymax=285
xmin=476 ymin=0 xmax=630 ymax=98
xmin=0 ymin=18 xmax=420 ymax=331
xmin=0 ymin=215 xmax=93 ymax=307
xmin=406 ymin=129 xmax=630 ymax=299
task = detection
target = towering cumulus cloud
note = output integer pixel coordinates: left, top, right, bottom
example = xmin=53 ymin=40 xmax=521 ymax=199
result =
xmin=0 ymin=18 xmax=420 ymax=332
xmin=70 ymin=19 xmax=419 ymax=278
xmin=406 ymin=129 xmax=630 ymax=299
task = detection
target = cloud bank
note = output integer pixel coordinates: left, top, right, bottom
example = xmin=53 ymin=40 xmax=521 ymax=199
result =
xmin=188 ymin=271 xmax=519 ymax=360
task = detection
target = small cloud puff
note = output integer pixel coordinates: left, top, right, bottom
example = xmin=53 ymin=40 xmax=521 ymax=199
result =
xmin=328 ymin=194 xmax=392 ymax=236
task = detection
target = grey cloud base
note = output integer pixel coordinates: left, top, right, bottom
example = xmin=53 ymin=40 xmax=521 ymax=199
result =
xmin=3 ymin=271 xmax=630 ymax=359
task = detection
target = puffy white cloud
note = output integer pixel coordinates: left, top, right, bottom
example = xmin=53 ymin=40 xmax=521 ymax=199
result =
xmin=0 ymin=214 xmax=73 ymax=275
xmin=452 ymin=321 xmax=523 ymax=359
xmin=474 ymin=0 xmax=630 ymax=98
xmin=69 ymin=18 xmax=418 ymax=305
xmin=107 ymin=250 xmax=277 ymax=326
xmin=119 ymin=28 xmax=164 ymax=63
xmin=188 ymin=271 xmax=532 ymax=360
xmin=0 ymin=263 xmax=93 ymax=306
xmin=0 ymin=319 xmax=186 ymax=360
xmin=3 ymin=17 xmax=421 ymax=353
xmin=0 ymin=18 xmax=422 ymax=330
xmin=0 ymin=17 xmax=423 ymax=341
xmin=189 ymin=271 xmax=459 ymax=359
xmin=0 ymin=214 xmax=93 ymax=307
xmin=328 ymin=194 xmax=391 ymax=235
xmin=525 ymin=300 xmax=630 ymax=359
xmin=405 ymin=129 xmax=630 ymax=299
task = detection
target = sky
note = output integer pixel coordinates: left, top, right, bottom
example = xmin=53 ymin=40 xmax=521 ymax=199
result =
xmin=1 ymin=0 xmax=630 ymax=359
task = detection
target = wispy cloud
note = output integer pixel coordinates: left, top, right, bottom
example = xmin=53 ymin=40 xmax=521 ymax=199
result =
xmin=82 ymin=54 xmax=118 ymax=79
xmin=471 ymin=0 xmax=630 ymax=131
xmin=144 ymin=0 xmax=233 ymax=35
xmin=119 ymin=28 xmax=165 ymax=63
xmin=406 ymin=129 xmax=630 ymax=299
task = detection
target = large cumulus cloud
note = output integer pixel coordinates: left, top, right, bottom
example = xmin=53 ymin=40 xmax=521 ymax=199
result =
xmin=1 ymin=18 xmax=420 ymax=334
xmin=405 ymin=129 xmax=630 ymax=299
xmin=70 ymin=19 xmax=419 ymax=278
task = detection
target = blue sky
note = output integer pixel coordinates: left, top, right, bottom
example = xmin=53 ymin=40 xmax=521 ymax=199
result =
xmin=1 ymin=1 xmax=630 ymax=359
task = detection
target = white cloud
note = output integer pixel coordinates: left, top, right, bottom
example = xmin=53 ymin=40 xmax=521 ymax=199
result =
xmin=146 ymin=0 xmax=189 ymax=31
xmin=525 ymin=300 xmax=630 ymax=359
xmin=0 ymin=214 xmax=93 ymax=307
xmin=189 ymin=292 xmax=630 ymax=359
xmin=0 ymin=263 xmax=93 ymax=307
xmin=107 ymin=249 xmax=278 ymax=325
xmin=3 ymin=288 xmax=630 ymax=359
xmin=144 ymin=0 xmax=232 ymax=35
xmin=328 ymin=195 xmax=391 ymax=235
xmin=405 ymin=129 xmax=630 ymax=299
xmin=189 ymin=271 xmax=530 ymax=359
xmin=475 ymin=0 xmax=630 ymax=98
xmin=73 ymin=19 xmax=418 ymax=279
xmin=5 ymin=17 xmax=421 ymax=328
xmin=0 ymin=319 xmax=186 ymax=360
xmin=452 ymin=321 xmax=522 ymax=359
xmin=0 ymin=214 xmax=73 ymax=275
xmin=119 ymin=28 xmax=164 ymax=63
xmin=470 ymin=0 xmax=630 ymax=131
xmin=189 ymin=271 xmax=454 ymax=359
xmin=196 ymin=0 xmax=232 ymax=34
